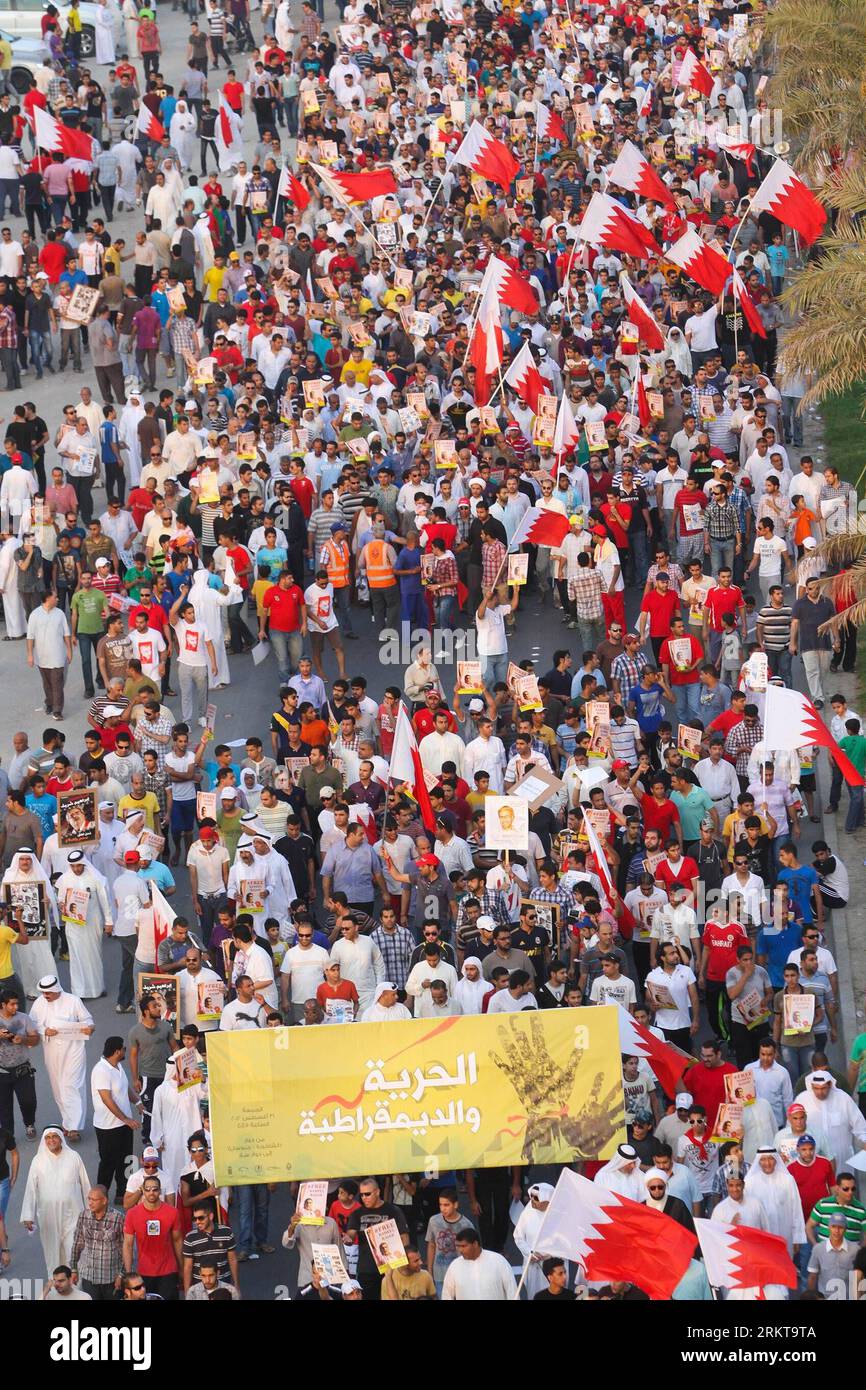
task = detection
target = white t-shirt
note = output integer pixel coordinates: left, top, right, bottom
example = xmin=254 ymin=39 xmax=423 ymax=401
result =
xmin=0 ymin=239 xmax=23 ymax=276
xmin=304 ymin=581 xmax=338 ymax=632
xmin=26 ymin=605 xmax=70 ymax=668
xmin=475 ymin=603 xmax=510 ymax=657
xmin=130 ymin=627 xmax=167 ymax=680
xmin=165 ymin=750 xmax=197 ymax=801
xmin=754 ymin=535 xmax=787 ymax=576
xmin=91 ymin=1056 xmax=133 ymax=1129
xmin=486 ymin=990 xmax=538 ymax=1014
xmin=645 ymin=963 xmax=696 ymax=1030
xmin=589 ymin=975 xmax=637 ymax=1009
xmin=175 ymin=619 xmax=209 ymax=667
xmin=684 ymin=304 xmax=718 ymax=352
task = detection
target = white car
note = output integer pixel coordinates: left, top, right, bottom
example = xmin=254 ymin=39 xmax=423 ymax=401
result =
xmin=0 ymin=29 xmax=51 ymax=93
xmin=0 ymin=1 xmax=121 ymax=62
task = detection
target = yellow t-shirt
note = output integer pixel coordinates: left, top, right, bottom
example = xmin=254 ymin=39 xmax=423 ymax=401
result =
xmin=252 ymin=578 xmax=271 ymax=620
xmin=340 ymin=356 xmax=373 ymax=386
xmin=118 ymin=792 xmax=161 ymax=832
xmin=202 ymin=265 xmax=226 ymax=302
xmin=0 ymin=924 xmax=18 ymax=980
xmin=0 ymin=40 xmax=13 ymax=73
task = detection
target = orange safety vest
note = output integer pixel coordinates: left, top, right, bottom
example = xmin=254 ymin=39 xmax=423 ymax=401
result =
xmin=363 ymin=538 xmax=396 ymax=588
xmin=322 ymin=538 xmax=350 ymax=588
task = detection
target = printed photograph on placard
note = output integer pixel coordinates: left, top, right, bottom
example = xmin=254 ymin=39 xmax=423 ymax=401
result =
xmin=783 ymin=992 xmax=816 ymax=1036
xmin=366 ymin=1218 xmax=409 ymax=1273
xmin=484 ymin=796 xmax=530 ymax=852
xmin=296 ymin=1180 xmax=329 ymax=1225
xmin=2 ymin=881 xmax=47 ymax=939
xmin=456 ymin=661 xmax=484 ymax=695
xmin=507 ymin=553 xmax=529 ymax=586
xmin=57 ymin=788 xmax=98 ymax=846
xmin=137 ymin=974 xmax=179 ymax=1035
xmin=723 ymin=1070 xmax=757 ymax=1106
xmin=197 ymin=980 xmax=227 ymax=1023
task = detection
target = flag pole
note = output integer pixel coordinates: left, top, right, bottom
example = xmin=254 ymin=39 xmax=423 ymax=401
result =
xmin=512 ymin=1253 xmax=531 ymax=1300
xmin=314 ymin=167 xmax=400 ymax=270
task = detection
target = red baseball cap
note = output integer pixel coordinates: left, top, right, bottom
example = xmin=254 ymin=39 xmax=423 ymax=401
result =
xmin=124 ymin=850 xmax=141 ymax=865
xmin=415 ymin=853 xmax=441 ymax=868
xmin=200 ymin=827 xmax=218 ymax=841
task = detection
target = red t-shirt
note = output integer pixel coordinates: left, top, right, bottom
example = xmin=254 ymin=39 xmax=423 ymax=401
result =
xmin=124 ymin=1202 xmax=180 ymax=1277
xmin=640 ymin=794 xmax=680 ymax=841
xmin=674 ymin=487 xmax=707 ymax=535
xmin=128 ymin=487 xmax=155 ymax=533
xmin=413 ymin=708 xmax=459 ymax=739
xmin=600 ymin=501 xmax=632 ymax=548
xmin=640 ymin=589 xmax=681 ymax=638
xmin=686 ymin=1061 xmax=738 ymax=1134
xmin=38 ymin=241 xmax=68 ymax=285
xmin=262 ymin=583 xmax=304 ymax=632
xmin=788 ymin=1156 xmax=835 ymax=1220
xmin=659 ymin=633 xmax=703 ymax=685
xmin=654 ymin=855 xmax=699 ymax=893
xmin=290 ymin=476 xmax=316 ymax=519
xmin=707 ymin=708 xmax=743 ymax=739
xmin=129 ymin=601 xmax=169 ymax=637
xmin=702 ymin=919 xmax=749 ymax=982
xmin=223 ymin=80 xmax=244 ymax=112
xmin=226 ymin=545 xmax=251 ymax=591
xmin=705 ymin=584 xmax=744 ymax=632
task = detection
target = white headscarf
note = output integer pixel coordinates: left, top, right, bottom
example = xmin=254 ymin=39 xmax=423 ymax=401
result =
xmin=744 ymin=1149 xmax=807 ymax=1252
xmin=664 ymin=326 xmax=693 ymax=380
xmin=453 ymin=957 xmax=493 ymax=1015
xmin=594 ymin=1144 xmax=646 ymax=1200
xmin=643 ymin=1166 xmax=669 ymax=1210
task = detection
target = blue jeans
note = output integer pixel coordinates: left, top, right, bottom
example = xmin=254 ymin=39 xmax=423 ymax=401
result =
xmin=482 ymin=652 xmax=509 ymax=688
xmin=766 ymin=647 xmax=793 ymax=687
xmin=435 ymin=594 xmax=457 ymax=630
xmin=0 ymin=1176 xmax=8 ymax=1219
xmin=674 ymin=681 xmax=702 ymax=723
xmin=629 ymin=529 xmax=649 ymax=585
xmin=782 ymin=395 xmax=803 ymax=447
xmin=237 ymin=1183 xmax=270 ymax=1252
xmin=0 ymin=179 xmax=19 ymax=217
xmin=845 ymin=783 xmax=865 ymax=833
xmin=77 ymin=631 xmax=99 ymax=694
xmin=710 ymin=539 xmax=735 ymax=575
xmin=28 ymin=329 xmax=52 ymax=375
xmin=269 ymin=628 xmax=302 ymax=683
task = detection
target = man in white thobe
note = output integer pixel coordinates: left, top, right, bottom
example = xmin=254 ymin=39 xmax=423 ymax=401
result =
xmin=149 ymin=1058 xmax=202 ymax=1199
xmin=29 ymin=975 xmax=95 ymax=1137
xmin=800 ymin=1070 xmax=866 ymax=1172
xmin=189 ymin=566 xmax=242 ymax=689
xmin=441 ymin=1229 xmax=517 ymax=1300
xmin=55 ymin=853 xmax=113 ymax=999
xmin=328 ymin=920 xmax=385 ymax=1015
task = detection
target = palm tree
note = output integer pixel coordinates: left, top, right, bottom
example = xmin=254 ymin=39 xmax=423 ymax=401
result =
xmin=765 ymin=0 xmax=866 ymax=174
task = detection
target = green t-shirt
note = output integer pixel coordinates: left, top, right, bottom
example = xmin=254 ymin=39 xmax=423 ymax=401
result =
xmin=124 ymin=565 xmax=153 ymax=602
xmin=71 ymin=586 xmax=108 ymax=635
xmin=838 ymin=734 xmax=866 ymax=777
xmin=851 ymin=1031 xmax=866 ymax=1093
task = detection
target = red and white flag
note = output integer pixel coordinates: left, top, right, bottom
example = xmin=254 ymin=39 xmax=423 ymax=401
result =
xmin=509 ymin=506 xmax=570 ymax=551
xmin=676 ymin=48 xmax=715 ymax=99
xmin=695 ymin=1219 xmax=798 ymax=1293
xmin=32 ymin=106 xmax=94 ymax=163
xmin=504 ymin=340 xmax=546 ymax=413
xmin=215 ymin=96 xmax=243 ymax=169
xmin=536 ymin=102 xmax=568 ymax=144
xmin=313 ymin=164 xmax=398 ymax=204
xmin=553 ymin=393 xmax=580 ymax=462
xmin=150 ymin=879 xmax=176 ymax=953
xmin=581 ymin=806 xmax=615 ymax=908
xmin=468 ymin=288 xmax=503 ymax=405
xmin=389 ymin=703 xmax=436 ymax=832
xmin=451 ymin=120 xmax=520 ymax=190
xmin=576 ymin=192 xmax=663 ymax=259
xmin=716 ymin=130 xmax=757 ymax=177
xmin=617 ymin=1005 xmax=693 ymax=1097
xmin=476 ymin=253 xmax=539 ymax=315
xmin=607 ymin=139 xmax=675 ymax=208
xmin=638 ymin=84 xmax=654 ymax=118
xmin=533 ymin=1169 xmax=697 ymax=1300
xmin=764 ymin=685 xmax=865 ymax=786
xmin=620 ymin=275 xmax=666 ymax=350
xmin=748 ymin=158 xmax=827 ymax=245
xmin=665 ymin=227 xmax=731 ymax=294
xmin=731 ymin=268 xmax=767 ymax=338
xmin=136 ymin=103 xmax=165 ymax=144
xmin=277 ymin=166 xmax=311 ymax=211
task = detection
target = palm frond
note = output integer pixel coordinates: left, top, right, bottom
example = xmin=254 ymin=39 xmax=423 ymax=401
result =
xmin=777 ymin=232 xmax=866 ymax=407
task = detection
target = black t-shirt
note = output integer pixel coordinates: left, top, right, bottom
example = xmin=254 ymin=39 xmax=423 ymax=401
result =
xmin=345 ymin=1202 xmax=408 ymax=1276
xmin=534 ymin=1286 xmax=577 ymax=1300
xmin=511 ymin=925 xmax=550 ymax=980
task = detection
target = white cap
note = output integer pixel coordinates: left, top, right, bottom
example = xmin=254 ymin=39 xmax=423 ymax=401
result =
xmin=219 ymin=787 xmax=238 ymax=801
xmin=675 ymin=1092 xmax=693 ymax=1110
xmin=802 ymin=536 xmax=818 ymax=549
xmin=477 ymin=914 xmax=497 ymax=933
xmin=468 ymin=698 xmax=484 ymax=712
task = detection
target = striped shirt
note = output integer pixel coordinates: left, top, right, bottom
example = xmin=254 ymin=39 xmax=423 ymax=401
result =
xmin=809 ymin=1195 xmax=866 ymax=1243
xmin=756 ymin=603 xmax=792 ymax=651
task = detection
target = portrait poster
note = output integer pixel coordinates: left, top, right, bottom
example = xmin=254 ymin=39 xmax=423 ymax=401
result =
xmin=507 ymin=553 xmax=529 ymax=586
xmin=175 ymin=1045 xmax=205 ymax=1092
xmin=366 ymin=1218 xmax=409 ymax=1273
xmin=196 ymin=792 xmax=217 ymax=823
xmin=60 ymin=885 xmax=89 ymax=928
xmin=434 ymin=439 xmax=458 ymax=469
xmin=284 ymin=755 xmax=311 ymax=786
xmin=512 ymin=672 xmax=542 ymax=711
xmin=723 ymin=1070 xmax=756 ymax=1106
xmin=311 ymin=1244 xmax=349 ymax=1285
xmin=484 ymin=795 xmax=530 ymax=852
xmin=783 ymin=992 xmax=816 ymax=1036
xmin=712 ymin=1102 xmax=744 ymax=1143
xmin=303 ymin=379 xmax=327 ymax=409
xmin=238 ymin=879 xmax=266 ymax=915
xmin=297 ymin=1180 xmax=329 ymax=1225
xmin=57 ymin=789 xmax=98 ymax=847
xmin=456 ymin=661 xmax=484 ymax=695
xmin=677 ymin=724 xmax=702 ymax=760
xmin=667 ymin=637 xmax=693 ymax=671
xmin=138 ymin=973 xmax=179 ymax=1036
xmin=197 ymin=980 xmax=227 ymax=1023
xmin=2 ymin=880 xmax=47 ymax=939
xmin=420 ymin=553 xmax=436 ymax=586
xmin=522 ymin=898 xmax=560 ymax=949
xmin=585 ymin=421 xmax=607 ymax=452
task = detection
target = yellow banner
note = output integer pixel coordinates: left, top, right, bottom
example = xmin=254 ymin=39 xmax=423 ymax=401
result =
xmin=208 ymin=1008 xmax=625 ymax=1184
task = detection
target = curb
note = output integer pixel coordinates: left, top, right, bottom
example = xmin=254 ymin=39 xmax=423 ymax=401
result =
xmin=823 ymin=805 xmax=860 ymax=1071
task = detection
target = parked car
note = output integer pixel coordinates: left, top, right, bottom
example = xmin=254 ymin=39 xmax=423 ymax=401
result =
xmin=0 ymin=0 xmax=121 ymax=62
xmin=0 ymin=28 xmax=51 ymax=92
